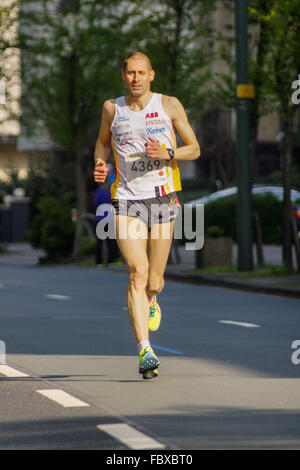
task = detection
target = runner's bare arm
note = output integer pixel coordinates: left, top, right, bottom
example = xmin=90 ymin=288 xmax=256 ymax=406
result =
xmin=94 ymin=100 xmax=115 ymax=183
xmin=145 ymin=96 xmax=200 ymax=161
xmin=94 ymin=100 xmax=115 ymax=165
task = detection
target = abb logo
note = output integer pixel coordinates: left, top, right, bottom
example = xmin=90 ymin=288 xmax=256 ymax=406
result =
xmin=145 ymin=112 xmax=158 ymax=118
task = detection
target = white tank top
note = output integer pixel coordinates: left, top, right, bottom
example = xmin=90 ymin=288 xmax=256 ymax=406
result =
xmin=110 ymin=93 xmax=182 ymax=200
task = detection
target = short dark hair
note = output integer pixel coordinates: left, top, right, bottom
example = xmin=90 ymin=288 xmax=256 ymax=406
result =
xmin=123 ymin=52 xmax=152 ymax=71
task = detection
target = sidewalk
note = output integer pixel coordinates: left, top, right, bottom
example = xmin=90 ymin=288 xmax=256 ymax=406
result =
xmin=165 ymin=266 xmax=300 ymax=299
xmin=0 ymin=243 xmax=46 ymax=266
xmin=0 ymin=242 xmax=299 ymax=299
xmin=164 ymin=244 xmax=300 ymax=299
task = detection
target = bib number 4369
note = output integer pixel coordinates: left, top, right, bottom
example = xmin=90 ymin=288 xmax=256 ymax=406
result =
xmin=131 ymin=159 xmax=161 ymax=173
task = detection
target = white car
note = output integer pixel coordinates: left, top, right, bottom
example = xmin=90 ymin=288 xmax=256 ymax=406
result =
xmin=188 ymin=185 xmax=300 ymax=205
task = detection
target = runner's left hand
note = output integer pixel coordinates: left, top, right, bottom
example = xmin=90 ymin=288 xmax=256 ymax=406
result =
xmin=145 ymin=137 xmax=170 ymax=160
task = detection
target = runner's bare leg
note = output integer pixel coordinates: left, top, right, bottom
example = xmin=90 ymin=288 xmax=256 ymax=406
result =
xmin=146 ymin=221 xmax=174 ymax=300
xmin=115 ymin=215 xmax=149 ymax=343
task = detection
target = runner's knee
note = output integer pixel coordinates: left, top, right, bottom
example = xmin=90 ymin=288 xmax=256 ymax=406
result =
xmin=129 ymin=263 xmax=149 ymax=290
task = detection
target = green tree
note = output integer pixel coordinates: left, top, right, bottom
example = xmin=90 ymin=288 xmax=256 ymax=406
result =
xmin=19 ymin=0 xmax=138 ymax=214
xmin=213 ymin=0 xmax=277 ymax=181
xmin=214 ymin=0 xmax=300 ymax=270
xmin=247 ymin=0 xmax=276 ymax=177
xmin=260 ymin=0 xmax=300 ymax=270
xmin=129 ymin=0 xmax=216 ymax=119
xmin=0 ymin=0 xmax=20 ymax=133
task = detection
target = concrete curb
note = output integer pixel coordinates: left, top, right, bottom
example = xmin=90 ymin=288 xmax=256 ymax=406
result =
xmin=0 ymin=246 xmax=299 ymax=299
xmin=105 ymin=264 xmax=300 ymax=299
xmin=164 ymin=270 xmax=300 ymax=299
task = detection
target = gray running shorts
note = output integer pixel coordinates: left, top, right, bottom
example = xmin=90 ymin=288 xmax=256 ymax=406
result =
xmin=111 ymin=192 xmax=181 ymax=232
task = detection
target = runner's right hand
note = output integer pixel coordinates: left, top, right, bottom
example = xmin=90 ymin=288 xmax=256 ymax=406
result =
xmin=94 ymin=159 xmax=109 ymax=183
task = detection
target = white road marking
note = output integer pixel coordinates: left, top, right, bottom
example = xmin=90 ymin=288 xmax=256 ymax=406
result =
xmin=0 ymin=365 xmax=30 ymax=377
xmin=97 ymin=423 xmax=166 ymax=450
xmin=45 ymin=294 xmax=71 ymax=300
xmin=37 ymin=389 xmax=90 ymax=408
xmin=219 ymin=320 xmax=261 ymax=328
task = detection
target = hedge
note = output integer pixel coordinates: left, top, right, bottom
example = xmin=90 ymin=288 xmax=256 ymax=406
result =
xmin=28 ymin=194 xmax=75 ymax=262
xmin=180 ymin=193 xmax=287 ymax=245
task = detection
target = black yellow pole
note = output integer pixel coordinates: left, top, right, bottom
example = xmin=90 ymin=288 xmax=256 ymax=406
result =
xmin=235 ymin=0 xmax=254 ymax=270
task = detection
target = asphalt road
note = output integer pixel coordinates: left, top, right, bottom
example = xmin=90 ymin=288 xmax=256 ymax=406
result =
xmin=0 ymin=264 xmax=300 ymax=450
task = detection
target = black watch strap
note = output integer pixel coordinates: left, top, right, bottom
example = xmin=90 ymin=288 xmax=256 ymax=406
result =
xmin=167 ymin=148 xmax=175 ymax=161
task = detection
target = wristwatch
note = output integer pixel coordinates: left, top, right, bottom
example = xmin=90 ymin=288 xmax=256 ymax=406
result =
xmin=166 ymin=148 xmax=175 ymax=161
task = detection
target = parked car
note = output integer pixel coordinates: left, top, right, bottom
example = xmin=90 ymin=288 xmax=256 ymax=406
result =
xmin=188 ymin=185 xmax=300 ymax=205
xmin=188 ymin=185 xmax=300 ymax=236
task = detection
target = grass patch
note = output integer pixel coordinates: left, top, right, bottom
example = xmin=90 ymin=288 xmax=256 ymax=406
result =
xmin=76 ymin=257 xmax=124 ymax=268
xmin=274 ymin=282 xmax=300 ymax=289
xmin=76 ymin=256 xmax=96 ymax=267
xmin=189 ymin=265 xmax=237 ymax=274
xmin=189 ymin=264 xmax=299 ymax=277
xmin=0 ymin=243 xmax=7 ymax=254
xmin=234 ymin=265 xmax=297 ymax=278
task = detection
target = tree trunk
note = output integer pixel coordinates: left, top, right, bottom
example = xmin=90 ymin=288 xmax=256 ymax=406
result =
xmin=169 ymin=1 xmax=184 ymax=93
xmin=75 ymin=149 xmax=87 ymax=216
xmin=250 ymin=3 xmax=273 ymax=182
xmin=282 ymin=113 xmax=294 ymax=271
xmin=216 ymin=150 xmax=230 ymax=187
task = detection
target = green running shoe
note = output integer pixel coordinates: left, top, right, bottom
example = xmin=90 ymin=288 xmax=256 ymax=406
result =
xmin=143 ymin=369 xmax=158 ymax=380
xmin=139 ymin=346 xmax=160 ymax=377
xmin=148 ymin=296 xmax=161 ymax=332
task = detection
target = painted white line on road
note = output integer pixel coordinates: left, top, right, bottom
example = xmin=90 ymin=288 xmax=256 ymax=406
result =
xmin=219 ymin=320 xmax=261 ymax=328
xmin=0 ymin=365 xmax=30 ymax=377
xmin=45 ymin=294 xmax=71 ymax=300
xmin=97 ymin=423 xmax=166 ymax=450
xmin=37 ymin=389 xmax=90 ymax=408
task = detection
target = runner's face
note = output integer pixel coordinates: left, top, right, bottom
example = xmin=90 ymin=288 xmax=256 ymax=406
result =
xmin=122 ymin=58 xmax=154 ymax=97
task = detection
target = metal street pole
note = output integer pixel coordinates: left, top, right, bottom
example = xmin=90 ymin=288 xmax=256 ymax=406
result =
xmin=235 ymin=0 xmax=254 ymax=271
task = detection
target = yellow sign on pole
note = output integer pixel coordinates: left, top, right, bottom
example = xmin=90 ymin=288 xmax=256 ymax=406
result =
xmin=237 ymin=84 xmax=255 ymax=99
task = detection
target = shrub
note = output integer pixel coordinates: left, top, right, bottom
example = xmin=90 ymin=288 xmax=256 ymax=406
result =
xmin=252 ymin=193 xmax=283 ymax=245
xmin=181 ymin=193 xmax=284 ymax=245
xmin=203 ymin=195 xmax=237 ymax=240
xmin=205 ymin=193 xmax=284 ymax=244
xmin=28 ymin=194 xmax=75 ymax=261
xmin=205 ymin=225 xmax=225 ymax=237
xmin=79 ymin=235 xmax=96 ymax=255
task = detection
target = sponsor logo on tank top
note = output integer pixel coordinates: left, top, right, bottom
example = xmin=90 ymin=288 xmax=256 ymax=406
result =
xmin=145 ymin=111 xmax=166 ymax=126
xmin=145 ymin=118 xmax=167 ymax=126
xmin=120 ymin=140 xmax=135 ymax=146
xmin=116 ymin=123 xmax=131 ymax=131
xmin=118 ymin=116 xmax=129 ymax=122
xmin=145 ymin=112 xmax=159 ymax=118
xmin=114 ymin=123 xmax=134 ymax=145
xmin=146 ymin=127 xmax=166 ymax=135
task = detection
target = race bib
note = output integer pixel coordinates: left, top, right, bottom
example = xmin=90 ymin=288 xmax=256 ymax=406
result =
xmin=125 ymin=152 xmax=167 ymax=187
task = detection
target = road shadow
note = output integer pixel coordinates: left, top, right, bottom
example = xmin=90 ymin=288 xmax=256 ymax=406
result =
xmin=0 ymin=407 xmax=300 ymax=449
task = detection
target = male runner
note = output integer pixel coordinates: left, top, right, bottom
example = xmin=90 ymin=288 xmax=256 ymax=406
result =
xmin=94 ymin=51 xmax=200 ymax=379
